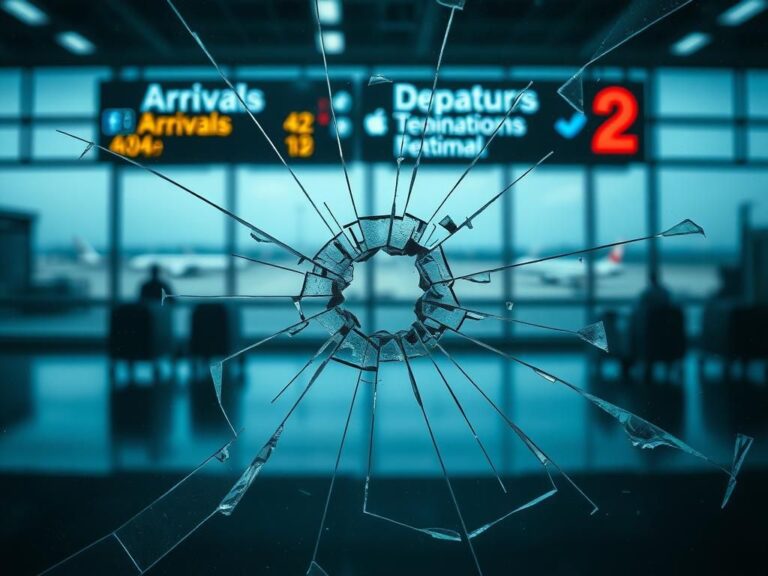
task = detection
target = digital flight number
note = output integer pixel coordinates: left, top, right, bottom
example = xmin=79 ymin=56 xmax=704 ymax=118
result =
xmin=283 ymin=111 xmax=316 ymax=158
xmin=109 ymin=134 xmax=164 ymax=158
xmin=591 ymin=86 xmax=640 ymax=155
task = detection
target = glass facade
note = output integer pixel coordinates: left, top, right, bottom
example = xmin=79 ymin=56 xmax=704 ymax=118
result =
xmin=2 ymin=65 xmax=768 ymax=337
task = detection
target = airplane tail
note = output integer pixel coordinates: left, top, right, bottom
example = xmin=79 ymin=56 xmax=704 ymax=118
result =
xmin=73 ymin=236 xmax=102 ymax=266
xmin=607 ymin=245 xmax=624 ymax=264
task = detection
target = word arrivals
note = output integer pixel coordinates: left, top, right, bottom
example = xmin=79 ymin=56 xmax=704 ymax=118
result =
xmin=140 ymin=82 xmax=266 ymax=115
xmin=137 ymin=112 xmax=233 ymax=137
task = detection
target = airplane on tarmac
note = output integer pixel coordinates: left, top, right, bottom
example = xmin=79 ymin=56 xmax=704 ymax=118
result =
xmin=516 ymin=245 xmax=624 ymax=288
xmin=74 ymin=237 xmax=246 ymax=277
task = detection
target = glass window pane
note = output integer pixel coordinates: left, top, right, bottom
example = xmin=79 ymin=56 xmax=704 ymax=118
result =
xmin=748 ymin=128 xmax=768 ymax=160
xmin=0 ymin=69 xmax=21 ymax=116
xmin=656 ymin=125 xmax=735 ymax=160
xmin=659 ymin=167 xmax=768 ymax=298
xmin=656 ymin=69 xmax=734 ymax=118
xmin=747 ymin=70 xmax=768 ymax=118
xmin=32 ymin=122 xmax=96 ymax=160
xmin=121 ymin=166 xmax=228 ymax=298
xmin=595 ymin=166 xmax=648 ymax=298
xmin=0 ymin=126 xmax=20 ymax=159
xmin=33 ymin=68 xmax=111 ymax=117
xmin=513 ymin=166 xmax=585 ymax=300
xmin=0 ymin=167 xmax=110 ymax=298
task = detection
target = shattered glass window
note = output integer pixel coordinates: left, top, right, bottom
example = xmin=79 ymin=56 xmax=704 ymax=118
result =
xmin=4 ymin=0 xmax=759 ymax=575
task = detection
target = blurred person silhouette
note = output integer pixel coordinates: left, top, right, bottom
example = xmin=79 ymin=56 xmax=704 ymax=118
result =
xmin=638 ymin=269 xmax=671 ymax=309
xmin=139 ymin=264 xmax=173 ymax=303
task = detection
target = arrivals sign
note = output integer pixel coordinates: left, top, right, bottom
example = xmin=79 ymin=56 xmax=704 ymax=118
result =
xmin=361 ymin=80 xmax=645 ymax=164
xmin=98 ymin=80 xmax=356 ymax=164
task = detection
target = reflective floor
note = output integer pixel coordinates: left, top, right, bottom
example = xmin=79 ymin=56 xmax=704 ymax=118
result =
xmin=1 ymin=350 xmax=766 ymax=575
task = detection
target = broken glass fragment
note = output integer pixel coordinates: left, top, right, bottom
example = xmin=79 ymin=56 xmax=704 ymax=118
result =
xmin=721 ymin=433 xmax=754 ymax=508
xmin=439 ymin=215 xmax=459 ymax=233
xmin=307 ymin=562 xmax=330 ymax=576
xmin=558 ymin=0 xmax=693 ymax=111
xmin=215 ymin=446 xmax=230 ymax=463
xmin=464 ymin=272 xmax=491 ymax=284
xmin=533 ymin=368 xmax=558 ymax=383
xmin=250 ymin=230 xmax=273 ymax=244
xmin=427 ymin=151 xmax=553 ymax=253
xmin=577 ymin=321 xmax=609 ymax=352
xmin=288 ymin=321 xmax=310 ymax=337
xmin=368 ymin=74 xmax=393 ymax=86
xmin=659 ymin=218 xmax=705 ymax=237
xmin=78 ymin=142 xmax=93 ymax=159
xmin=292 ymin=296 xmax=306 ymax=320
xmin=43 ymin=439 xmax=239 ymax=575
xmin=210 ymin=362 xmax=223 ymax=403
xmin=437 ymin=0 xmax=466 ymax=9
xmin=219 ymin=426 xmax=283 ymax=516
xmin=424 ymin=528 xmax=462 ymax=541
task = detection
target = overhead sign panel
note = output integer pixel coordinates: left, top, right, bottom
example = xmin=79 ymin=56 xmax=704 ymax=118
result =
xmin=99 ymin=80 xmax=356 ymax=164
xmin=98 ymin=78 xmax=644 ymax=165
xmin=361 ymin=80 xmax=645 ymax=164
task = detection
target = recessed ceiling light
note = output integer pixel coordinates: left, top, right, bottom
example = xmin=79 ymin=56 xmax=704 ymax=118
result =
xmin=316 ymin=30 xmax=345 ymax=55
xmin=55 ymin=31 xmax=96 ymax=56
xmin=317 ymin=0 xmax=342 ymax=25
xmin=718 ymin=0 xmax=767 ymax=26
xmin=670 ymin=32 xmax=711 ymax=57
xmin=1 ymin=0 xmax=48 ymax=26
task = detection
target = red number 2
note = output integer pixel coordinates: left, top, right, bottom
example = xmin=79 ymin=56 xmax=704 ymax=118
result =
xmin=591 ymin=86 xmax=639 ymax=155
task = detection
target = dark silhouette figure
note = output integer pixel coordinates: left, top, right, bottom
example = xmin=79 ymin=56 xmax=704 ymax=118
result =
xmin=139 ymin=264 xmax=173 ymax=303
xmin=637 ymin=270 xmax=671 ymax=309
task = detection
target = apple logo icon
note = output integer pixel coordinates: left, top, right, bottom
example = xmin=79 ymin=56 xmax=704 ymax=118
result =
xmin=364 ymin=108 xmax=388 ymax=137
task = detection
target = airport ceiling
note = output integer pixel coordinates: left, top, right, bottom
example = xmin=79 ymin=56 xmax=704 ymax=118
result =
xmin=1 ymin=0 xmax=766 ymax=68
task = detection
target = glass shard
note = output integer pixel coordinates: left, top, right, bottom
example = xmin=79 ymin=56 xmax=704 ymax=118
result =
xmin=250 ymin=230 xmax=274 ymax=244
xmin=78 ymin=142 xmax=94 ymax=159
xmin=659 ymin=218 xmax=705 ymax=237
xmin=210 ymin=362 xmax=223 ymax=402
xmin=439 ymin=215 xmax=459 ymax=233
xmin=437 ymin=0 xmax=466 ymax=9
xmin=721 ymin=433 xmax=754 ymax=508
xmin=463 ymin=272 xmax=491 ymax=284
xmin=557 ymin=73 xmax=585 ymax=113
xmin=467 ymin=489 xmax=558 ymax=539
xmin=215 ymin=446 xmax=230 ymax=463
xmin=423 ymin=527 xmax=462 ymax=541
xmin=307 ymin=561 xmax=330 ymax=576
xmin=288 ymin=321 xmax=310 ymax=337
xmin=368 ymin=74 xmax=393 ymax=86
xmin=42 ymin=439 xmax=239 ymax=575
xmin=558 ymin=0 xmax=693 ymax=112
xmin=577 ymin=321 xmax=609 ymax=352
xmin=533 ymin=368 xmax=558 ymax=383
xmin=219 ymin=425 xmax=284 ymax=516
xmin=581 ymin=391 xmax=711 ymax=457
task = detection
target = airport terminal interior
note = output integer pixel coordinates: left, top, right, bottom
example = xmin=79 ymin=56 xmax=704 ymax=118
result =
xmin=1 ymin=1 xmax=767 ymax=574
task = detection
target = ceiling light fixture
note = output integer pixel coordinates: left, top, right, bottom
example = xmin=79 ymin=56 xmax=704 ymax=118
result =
xmin=55 ymin=31 xmax=96 ymax=56
xmin=316 ymin=30 xmax=345 ymax=55
xmin=718 ymin=0 xmax=767 ymax=26
xmin=670 ymin=31 xmax=711 ymax=56
xmin=1 ymin=0 xmax=48 ymax=26
xmin=317 ymin=0 xmax=342 ymax=25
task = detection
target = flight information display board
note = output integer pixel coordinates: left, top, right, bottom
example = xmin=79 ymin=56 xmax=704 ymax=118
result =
xmin=98 ymin=80 xmax=356 ymax=164
xmin=361 ymin=80 xmax=645 ymax=164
